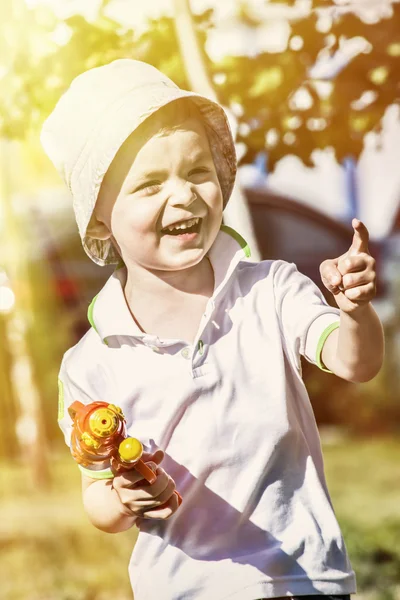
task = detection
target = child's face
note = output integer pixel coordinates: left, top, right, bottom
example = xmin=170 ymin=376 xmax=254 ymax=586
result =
xmin=94 ymin=117 xmax=223 ymax=274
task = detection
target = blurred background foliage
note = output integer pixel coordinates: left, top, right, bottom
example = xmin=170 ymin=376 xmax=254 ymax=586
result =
xmin=1 ymin=0 xmax=399 ymax=168
xmin=0 ymin=0 xmax=399 ymax=599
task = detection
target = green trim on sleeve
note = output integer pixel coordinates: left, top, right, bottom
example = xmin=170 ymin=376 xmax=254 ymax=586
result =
xmin=316 ymin=321 xmax=340 ymax=373
xmin=57 ymin=379 xmax=64 ymax=421
xmin=78 ymin=465 xmax=114 ymax=479
xmin=220 ymin=225 xmax=251 ymax=258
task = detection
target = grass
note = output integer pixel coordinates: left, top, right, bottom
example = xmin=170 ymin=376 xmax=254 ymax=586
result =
xmin=0 ymin=437 xmax=399 ymax=599
xmin=322 ymin=435 xmax=400 ymax=600
xmin=0 ymin=453 xmax=135 ymax=600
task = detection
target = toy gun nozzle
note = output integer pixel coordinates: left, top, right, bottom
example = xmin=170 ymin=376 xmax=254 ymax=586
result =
xmin=89 ymin=407 xmax=120 ymax=437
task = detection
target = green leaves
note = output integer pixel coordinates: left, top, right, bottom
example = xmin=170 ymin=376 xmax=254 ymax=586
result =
xmin=248 ymin=67 xmax=284 ymax=97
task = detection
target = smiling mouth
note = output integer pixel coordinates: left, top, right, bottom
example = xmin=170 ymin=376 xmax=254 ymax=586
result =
xmin=161 ymin=217 xmax=202 ymax=236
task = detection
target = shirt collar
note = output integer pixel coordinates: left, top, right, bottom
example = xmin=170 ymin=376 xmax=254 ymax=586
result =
xmin=88 ymin=225 xmax=251 ymax=344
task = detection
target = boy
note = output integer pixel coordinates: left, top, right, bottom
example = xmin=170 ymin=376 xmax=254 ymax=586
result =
xmin=41 ymin=59 xmax=384 ymax=600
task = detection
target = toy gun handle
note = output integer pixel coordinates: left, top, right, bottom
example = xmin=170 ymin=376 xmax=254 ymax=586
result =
xmin=117 ymin=438 xmax=182 ymax=506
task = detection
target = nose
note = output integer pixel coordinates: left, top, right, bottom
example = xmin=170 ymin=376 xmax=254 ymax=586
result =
xmin=168 ymin=179 xmax=196 ymax=207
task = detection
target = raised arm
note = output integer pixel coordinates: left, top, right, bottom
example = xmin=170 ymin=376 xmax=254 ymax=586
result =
xmin=319 ymin=219 xmax=384 ymax=382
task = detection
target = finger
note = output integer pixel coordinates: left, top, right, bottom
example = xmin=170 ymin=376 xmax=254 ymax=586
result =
xmin=134 ymin=475 xmax=176 ymax=508
xmin=120 ymin=466 xmax=170 ymax=503
xmin=113 ymin=465 xmax=168 ymax=509
xmin=139 ymin=467 xmax=171 ymax=499
xmin=152 ymin=476 xmax=177 ymax=506
xmin=141 ymin=449 xmax=164 ymax=465
xmin=348 ymin=219 xmax=369 ymax=256
xmin=319 ymin=259 xmax=342 ymax=294
xmin=342 ymin=270 xmax=375 ymax=291
xmin=344 ymin=281 xmax=375 ymax=302
xmin=337 ymin=254 xmax=372 ymax=276
xmin=141 ymin=493 xmax=180 ymax=520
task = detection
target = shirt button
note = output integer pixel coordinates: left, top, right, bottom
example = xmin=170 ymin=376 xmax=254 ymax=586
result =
xmin=181 ymin=347 xmax=191 ymax=359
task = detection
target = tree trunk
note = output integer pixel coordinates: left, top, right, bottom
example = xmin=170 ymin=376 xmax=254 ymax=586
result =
xmin=0 ymin=138 xmax=50 ymax=488
xmin=172 ymin=0 xmax=261 ymax=260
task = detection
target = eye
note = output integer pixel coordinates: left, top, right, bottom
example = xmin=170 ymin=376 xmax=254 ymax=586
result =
xmin=134 ymin=181 xmax=162 ymax=194
xmin=188 ymin=167 xmax=210 ymax=179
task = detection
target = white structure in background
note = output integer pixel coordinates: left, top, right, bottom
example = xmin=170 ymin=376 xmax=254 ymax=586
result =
xmin=103 ymin=0 xmax=173 ymax=34
xmin=24 ymin=0 xmax=104 ymax=22
xmin=260 ymin=149 xmax=350 ymax=223
xmin=0 ymin=270 xmax=16 ymax=313
xmin=205 ymin=17 xmax=292 ymax=61
xmin=308 ymin=36 xmax=373 ymax=80
xmin=357 ymin=104 xmax=400 ymax=240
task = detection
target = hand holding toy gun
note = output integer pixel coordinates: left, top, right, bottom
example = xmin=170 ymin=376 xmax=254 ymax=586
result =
xmin=68 ymin=401 xmax=182 ymax=510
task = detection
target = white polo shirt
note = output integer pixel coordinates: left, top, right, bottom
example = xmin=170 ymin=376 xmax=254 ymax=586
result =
xmin=58 ymin=226 xmax=356 ymax=600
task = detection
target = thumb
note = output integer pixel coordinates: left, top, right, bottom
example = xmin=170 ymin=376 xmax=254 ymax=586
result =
xmin=142 ymin=449 xmax=165 ymax=465
xmin=348 ymin=218 xmax=369 ymax=256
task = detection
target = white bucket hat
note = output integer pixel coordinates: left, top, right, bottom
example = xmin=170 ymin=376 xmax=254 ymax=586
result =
xmin=40 ymin=59 xmax=237 ymax=266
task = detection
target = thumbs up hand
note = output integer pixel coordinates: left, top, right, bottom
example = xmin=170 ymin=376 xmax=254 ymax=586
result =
xmin=319 ymin=219 xmax=377 ymax=313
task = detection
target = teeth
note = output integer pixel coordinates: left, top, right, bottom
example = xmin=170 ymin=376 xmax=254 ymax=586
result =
xmin=167 ymin=217 xmax=199 ymax=232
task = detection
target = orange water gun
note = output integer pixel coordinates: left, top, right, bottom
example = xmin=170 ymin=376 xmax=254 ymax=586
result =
xmin=68 ymin=400 xmax=182 ymax=505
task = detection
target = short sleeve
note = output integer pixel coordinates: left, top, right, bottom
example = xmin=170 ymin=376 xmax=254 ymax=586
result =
xmin=58 ymin=353 xmax=113 ymax=479
xmin=274 ymin=261 xmax=340 ymax=372
xmin=58 ymin=354 xmax=93 ymax=447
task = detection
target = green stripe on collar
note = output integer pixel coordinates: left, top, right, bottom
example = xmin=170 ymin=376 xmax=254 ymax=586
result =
xmin=220 ymin=225 xmax=251 ymax=258
xmin=87 ymin=293 xmax=108 ymax=345
xmin=87 ymin=294 xmax=99 ymax=332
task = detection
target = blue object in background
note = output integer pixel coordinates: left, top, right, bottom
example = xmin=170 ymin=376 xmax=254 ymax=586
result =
xmin=343 ymin=155 xmax=358 ymax=222
xmin=255 ymin=151 xmax=268 ymax=178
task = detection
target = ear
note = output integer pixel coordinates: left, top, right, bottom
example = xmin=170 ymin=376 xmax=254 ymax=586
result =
xmin=86 ymin=214 xmax=112 ymax=241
